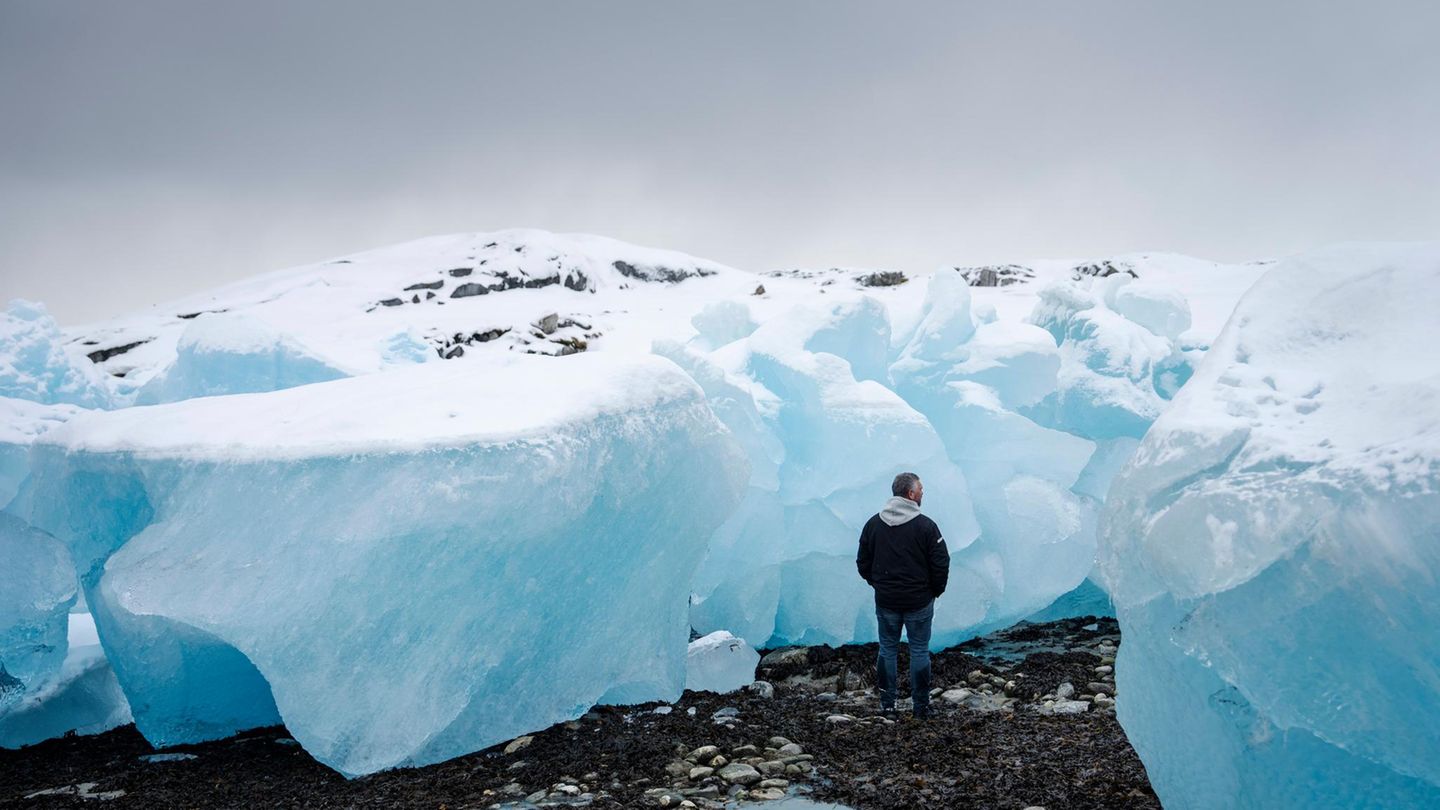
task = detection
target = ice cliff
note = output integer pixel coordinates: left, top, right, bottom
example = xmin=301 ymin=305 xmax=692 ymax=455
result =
xmin=1101 ymin=243 xmax=1440 ymax=808
xmin=20 ymin=354 xmax=746 ymax=776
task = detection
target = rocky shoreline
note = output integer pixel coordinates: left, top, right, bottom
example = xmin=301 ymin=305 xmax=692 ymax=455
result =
xmin=0 ymin=617 xmax=1156 ymax=809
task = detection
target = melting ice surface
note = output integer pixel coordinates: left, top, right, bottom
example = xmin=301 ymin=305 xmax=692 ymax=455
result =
xmin=1101 ymin=244 xmax=1440 ymax=808
xmin=22 ymin=354 xmax=746 ymax=776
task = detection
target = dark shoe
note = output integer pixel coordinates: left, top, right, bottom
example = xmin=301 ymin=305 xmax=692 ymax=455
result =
xmin=880 ymin=707 xmax=898 ymax=721
xmin=912 ymin=709 xmax=931 ymax=722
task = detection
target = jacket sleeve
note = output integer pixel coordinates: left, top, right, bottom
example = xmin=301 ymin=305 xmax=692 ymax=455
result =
xmin=856 ymin=520 xmax=874 ymax=585
xmin=928 ymin=521 xmax=950 ymax=598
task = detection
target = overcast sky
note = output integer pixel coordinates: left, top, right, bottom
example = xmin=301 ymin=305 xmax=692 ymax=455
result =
xmin=2 ymin=1 xmax=1438 ymax=325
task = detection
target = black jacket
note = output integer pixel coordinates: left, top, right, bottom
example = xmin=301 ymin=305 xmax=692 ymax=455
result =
xmin=856 ymin=507 xmax=950 ymax=611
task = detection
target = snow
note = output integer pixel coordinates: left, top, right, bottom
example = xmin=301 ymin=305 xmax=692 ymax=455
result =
xmin=22 ymin=353 xmax=747 ymax=776
xmin=1100 ymin=243 xmax=1440 ymax=808
xmin=684 ymin=631 xmax=760 ymax=694
xmin=0 ymin=300 xmax=111 ymax=408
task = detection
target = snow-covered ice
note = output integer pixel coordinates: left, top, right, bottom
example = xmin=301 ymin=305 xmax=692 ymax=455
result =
xmin=134 ymin=314 xmax=349 ymax=405
xmin=22 ymin=353 xmax=747 ymax=776
xmin=0 ymin=397 xmax=85 ymax=508
xmin=684 ymin=631 xmax=760 ymax=694
xmin=1101 ymin=243 xmax=1440 ymax=808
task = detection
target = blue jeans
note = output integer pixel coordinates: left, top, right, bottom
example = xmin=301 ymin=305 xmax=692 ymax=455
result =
xmin=876 ymin=600 xmax=934 ymax=716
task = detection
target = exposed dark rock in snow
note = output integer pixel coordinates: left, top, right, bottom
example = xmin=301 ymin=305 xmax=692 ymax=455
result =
xmin=176 ymin=308 xmax=230 ymax=320
xmin=431 ymin=327 xmax=512 ymax=359
xmin=959 ymin=264 xmax=1036 ymax=287
xmin=404 ymin=281 xmax=445 ymax=291
xmin=857 ymin=271 xmax=908 ymax=288
xmin=611 ymin=260 xmax=716 ymax=284
xmin=85 ymin=339 xmax=151 ymax=364
xmin=1072 ymin=260 xmax=1138 ymax=280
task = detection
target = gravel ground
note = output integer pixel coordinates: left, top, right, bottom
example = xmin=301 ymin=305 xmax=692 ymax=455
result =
xmin=0 ymin=617 xmax=1157 ymax=810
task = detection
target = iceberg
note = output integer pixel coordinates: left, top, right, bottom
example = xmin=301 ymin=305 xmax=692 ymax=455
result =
xmin=684 ymin=631 xmax=759 ymax=694
xmin=0 ymin=513 xmax=77 ymax=715
xmin=23 ymin=354 xmax=746 ymax=776
xmin=1 ymin=613 xmax=131 ymax=748
xmin=1101 ymin=244 xmax=1440 ymax=808
xmin=0 ymin=299 xmax=111 ymax=409
xmin=135 ymin=314 xmax=349 ymax=405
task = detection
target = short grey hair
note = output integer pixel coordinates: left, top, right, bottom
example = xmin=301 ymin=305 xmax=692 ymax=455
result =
xmin=891 ymin=472 xmax=920 ymax=497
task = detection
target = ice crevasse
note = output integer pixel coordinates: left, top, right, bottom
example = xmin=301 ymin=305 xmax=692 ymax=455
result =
xmin=20 ymin=353 xmax=747 ymax=777
xmin=1101 ymin=243 xmax=1440 ymax=809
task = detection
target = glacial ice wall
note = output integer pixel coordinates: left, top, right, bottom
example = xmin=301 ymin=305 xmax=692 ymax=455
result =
xmin=1101 ymin=244 xmax=1440 ymax=809
xmin=23 ymin=355 xmax=746 ymax=776
xmin=664 ymin=269 xmax=1181 ymax=649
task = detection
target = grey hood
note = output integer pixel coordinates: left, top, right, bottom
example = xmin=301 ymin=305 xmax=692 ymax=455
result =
xmin=878 ymin=496 xmax=921 ymax=527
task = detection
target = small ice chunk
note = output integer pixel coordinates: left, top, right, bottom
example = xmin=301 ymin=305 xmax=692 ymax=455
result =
xmin=685 ymin=631 xmax=760 ymax=694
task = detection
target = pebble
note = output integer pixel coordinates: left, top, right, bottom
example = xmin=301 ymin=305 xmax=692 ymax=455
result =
xmin=717 ymin=762 xmax=762 ymax=785
xmin=756 ymin=760 xmax=787 ymax=776
xmin=688 ymin=745 xmax=720 ymax=763
xmin=825 ymin=714 xmax=856 ymax=723
xmin=767 ymin=736 xmax=792 ymax=748
xmin=758 ymin=647 xmax=807 ymax=667
xmin=710 ymin=754 xmax=729 ymax=768
xmin=775 ymin=743 xmax=803 ymax=756
xmin=758 ymin=778 xmax=789 ymax=789
xmin=504 ymin=735 xmax=534 ymax=755
xmin=1088 ymin=682 xmax=1111 ymax=696
xmin=749 ymin=787 xmax=786 ymax=801
xmin=688 ymin=766 xmax=714 ymax=781
xmin=1056 ymin=682 xmax=1076 ymax=699
xmin=747 ymin=681 xmax=775 ymax=699
xmin=1047 ymin=699 xmax=1090 ymax=715
xmin=1094 ymin=665 xmax=1114 ymax=675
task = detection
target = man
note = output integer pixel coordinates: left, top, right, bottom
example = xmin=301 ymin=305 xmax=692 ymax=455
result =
xmin=856 ymin=472 xmax=950 ymax=720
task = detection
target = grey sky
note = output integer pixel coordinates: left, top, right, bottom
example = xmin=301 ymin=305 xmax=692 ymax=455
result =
xmin=2 ymin=1 xmax=1438 ymax=325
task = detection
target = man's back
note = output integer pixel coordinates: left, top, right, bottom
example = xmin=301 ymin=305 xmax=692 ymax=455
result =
xmin=856 ymin=497 xmax=949 ymax=612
